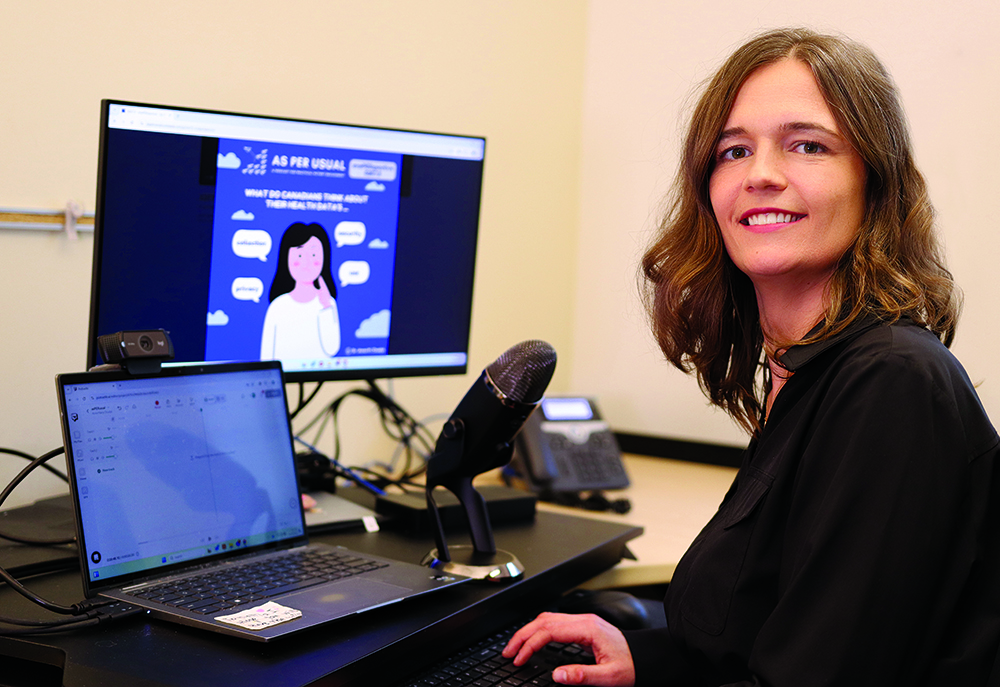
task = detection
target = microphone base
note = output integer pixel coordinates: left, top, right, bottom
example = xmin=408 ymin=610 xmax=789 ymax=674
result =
xmin=421 ymin=546 xmax=524 ymax=581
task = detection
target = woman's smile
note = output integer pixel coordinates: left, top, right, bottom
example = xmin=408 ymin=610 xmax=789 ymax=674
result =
xmin=739 ymin=208 xmax=807 ymax=230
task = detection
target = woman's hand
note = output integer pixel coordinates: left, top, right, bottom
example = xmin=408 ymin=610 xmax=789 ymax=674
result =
xmin=502 ymin=612 xmax=636 ymax=686
xmin=316 ymin=276 xmax=333 ymax=309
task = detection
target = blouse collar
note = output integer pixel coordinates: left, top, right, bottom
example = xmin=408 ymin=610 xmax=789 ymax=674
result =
xmin=776 ymin=315 xmax=886 ymax=372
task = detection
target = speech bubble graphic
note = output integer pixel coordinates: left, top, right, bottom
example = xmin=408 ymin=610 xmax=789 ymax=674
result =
xmin=334 ymin=221 xmax=366 ymax=248
xmin=338 ymin=261 xmax=370 ymax=288
xmin=232 ymin=277 xmax=264 ymax=303
xmin=232 ymin=230 xmax=272 ymax=261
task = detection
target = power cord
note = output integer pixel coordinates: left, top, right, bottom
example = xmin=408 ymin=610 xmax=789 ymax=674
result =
xmin=0 ymin=447 xmax=68 ymax=484
xmin=289 ymin=381 xmax=325 ymax=421
xmin=0 ymin=447 xmax=144 ymax=635
xmin=0 ymin=447 xmax=74 ymax=546
xmin=293 ymin=436 xmax=386 ymax=496
xmin=0 ymin=601 xmax=143 ymax=636
xmin=0 ymin=447 xmax=89 ymax=614
xmin=365 ymin=381 xmax=437 ymax=480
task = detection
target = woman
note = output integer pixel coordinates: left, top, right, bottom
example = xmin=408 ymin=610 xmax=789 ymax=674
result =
xmin=504 ymin=28 xmax=1000 ymax=686
xmin=260 ymin=221 xmax=341 ymax=361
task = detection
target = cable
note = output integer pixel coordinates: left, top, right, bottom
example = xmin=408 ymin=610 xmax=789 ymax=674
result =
xmin=289 ymin=381 xmax=324 ymax=421
xmin=382 ymin=411 xmax=447 ymax=478
xmin=293 ymin=436 xmax=386 ymax=496
xmin=364 ymin=381 xmax=436 ymax=480
xmin=295 ymin=387 xmax=355 ymax=450
xmin=0 ymin=529 xmax=75 ymax=548
xmin=0 ymin=447 xmax=89 ymax=615
xmin=0 ymin=446 xmax=75 ymax=547
xmin=292 ymin=380 xmax=439 ymax=493
xmin=1 ymin=447 xmax=68 ymax=483
xmin=0 ymin=611 xmax=97 ymax=627
xmin=0 ymin=601 xmax=144 ymax=636
xmin=5 ymin=556 xmax=80 ymax=579
xmin=0 ymin=448 xmax=147 ymax=634
xmin=0 ymin=618 xmax=101 ymax=635
xmin=348 ymin=465 xmax=423 ymax=494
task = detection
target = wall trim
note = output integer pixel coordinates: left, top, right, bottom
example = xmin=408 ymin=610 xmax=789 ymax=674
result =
xmin=613 ymin=432 xmax=744 ymax=469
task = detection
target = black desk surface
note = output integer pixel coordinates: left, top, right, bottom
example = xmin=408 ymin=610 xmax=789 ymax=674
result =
xmin=0 ymin=498 xmax=641 ymax=687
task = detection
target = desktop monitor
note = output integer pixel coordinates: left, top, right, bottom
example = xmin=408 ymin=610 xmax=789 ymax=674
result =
xmin=87 ymin=100 xmax=485 ymax=382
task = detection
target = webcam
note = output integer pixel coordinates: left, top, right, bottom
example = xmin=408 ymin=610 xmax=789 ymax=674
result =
xmin=96 ymin=329 xmax=175 ymax=374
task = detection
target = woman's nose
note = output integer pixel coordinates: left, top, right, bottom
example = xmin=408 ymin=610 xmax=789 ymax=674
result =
xmin=743 ymin=147 xmax=786 ymax=192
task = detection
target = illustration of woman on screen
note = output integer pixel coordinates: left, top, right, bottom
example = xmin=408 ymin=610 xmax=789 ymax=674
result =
xmin=260 ymin=222 xmax=341 ymax=361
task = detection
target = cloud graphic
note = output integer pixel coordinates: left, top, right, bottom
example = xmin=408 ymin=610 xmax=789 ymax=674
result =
xmin=367 ymin=238 xmax=389 ymax=249
xmin=231 ymin=210 xmax=255 ymax=221
xmin=207 ymin=310 xmax=230 ymax=326
xmin=355 ymin=309 xmax=390 ymax=338
xmin=365 ymin=181 xmax=386 ymax=192
xmin=217 ymin=152 xmax=241 ymax=169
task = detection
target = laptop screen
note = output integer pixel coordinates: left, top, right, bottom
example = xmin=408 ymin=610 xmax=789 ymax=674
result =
xmin=58 ymin=362 xmax=306 ymax=590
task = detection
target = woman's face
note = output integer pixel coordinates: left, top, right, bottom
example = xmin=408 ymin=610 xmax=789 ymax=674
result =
xmin=288 ymin=235 xmax=324 ymax=285
xmin=708 ymin=58 xmax=866 ymax=294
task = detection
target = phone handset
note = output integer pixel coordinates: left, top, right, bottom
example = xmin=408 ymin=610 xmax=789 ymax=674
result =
xmin=517 ymin=411 xmax=559 ymax=483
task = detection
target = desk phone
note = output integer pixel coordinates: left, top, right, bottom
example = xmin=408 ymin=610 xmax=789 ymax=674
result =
xmin=512 ymin=396 xmax=629 ymax=494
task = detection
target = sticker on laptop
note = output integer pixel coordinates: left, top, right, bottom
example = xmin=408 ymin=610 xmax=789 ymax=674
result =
xmin=215 ymin=601 xmax=303 ymax=630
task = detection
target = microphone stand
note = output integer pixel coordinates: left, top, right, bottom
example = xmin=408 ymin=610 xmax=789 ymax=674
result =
xmin=421 ymin=419 xmax=525 ymax=581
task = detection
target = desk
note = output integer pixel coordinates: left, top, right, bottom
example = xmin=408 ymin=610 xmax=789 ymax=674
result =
xmin=532 ymin=454 xmax=738 ymax=589
xmin=0 ymin=505 xmax=640 ymax=687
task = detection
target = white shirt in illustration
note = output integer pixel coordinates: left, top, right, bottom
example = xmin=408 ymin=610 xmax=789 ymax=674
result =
xmin=260 ymin=294 xmax=341 ymax=360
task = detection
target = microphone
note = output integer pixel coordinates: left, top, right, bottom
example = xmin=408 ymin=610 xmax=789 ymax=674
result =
xmin=424 ymin=340 xmax=556 ymax=576
xmin=428 ymin=339 xmax=557 ymax=483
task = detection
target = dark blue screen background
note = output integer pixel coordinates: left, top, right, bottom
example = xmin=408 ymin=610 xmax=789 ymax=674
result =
xmin=89 ymin=126 xmax=482 ymax=378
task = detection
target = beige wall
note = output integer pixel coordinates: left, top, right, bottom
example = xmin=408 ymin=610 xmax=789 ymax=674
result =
xmin=571 ymin=0 xmax=1000 ymax=446
xmin=0 ymin=1 xmax=588 ymax=507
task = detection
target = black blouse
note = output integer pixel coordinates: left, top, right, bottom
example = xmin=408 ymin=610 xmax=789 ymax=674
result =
xmin=624 ymin=318 xmax=1000 ymax=686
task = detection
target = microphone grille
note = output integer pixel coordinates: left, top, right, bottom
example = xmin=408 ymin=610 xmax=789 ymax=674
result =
xmin=486 ymin=340 xmax=557 ymax=404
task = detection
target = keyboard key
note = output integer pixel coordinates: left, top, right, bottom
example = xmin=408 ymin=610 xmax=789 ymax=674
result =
xmin=401 ymin=624 xmax=593 ymax=687
xmin=124 ymin=549 xmax=386 ymax=612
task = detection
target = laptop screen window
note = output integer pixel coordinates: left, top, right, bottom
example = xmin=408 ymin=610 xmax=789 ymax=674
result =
xmin=61 ymin=366 xmax=304 ymax=586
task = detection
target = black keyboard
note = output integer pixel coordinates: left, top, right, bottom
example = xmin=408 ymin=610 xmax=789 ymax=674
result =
xmin=126 ymin=548 xmax=388 ymax=615
xmin=401 ymin=624 xmax=594 ymax=687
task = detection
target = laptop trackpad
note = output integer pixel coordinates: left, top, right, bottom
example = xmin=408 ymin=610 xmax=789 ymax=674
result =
xmin=286 ymin=578 xmax=413 ymax=615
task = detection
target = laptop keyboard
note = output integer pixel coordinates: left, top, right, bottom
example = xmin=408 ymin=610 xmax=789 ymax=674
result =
xmin=127 ymin=548 xmax=388 ymax=615
xmin=401 ymin=624 xmax=594 ymax=687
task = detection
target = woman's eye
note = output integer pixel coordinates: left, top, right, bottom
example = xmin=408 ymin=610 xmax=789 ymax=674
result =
xmin=719 ymin=146 xmax=750 ymax=161
xmin=794 ymin=141 xmax=825 ymax=154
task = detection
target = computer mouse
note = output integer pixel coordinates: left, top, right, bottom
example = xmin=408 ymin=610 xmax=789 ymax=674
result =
xmin=557 ymin=590 xmax=655 ymax=630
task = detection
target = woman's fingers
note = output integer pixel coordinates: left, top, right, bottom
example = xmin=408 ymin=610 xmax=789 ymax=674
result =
xmin=502 ymin=612 xmax=636 ymax=687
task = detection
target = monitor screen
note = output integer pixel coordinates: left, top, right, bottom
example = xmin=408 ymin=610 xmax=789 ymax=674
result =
xmin=88 ymin=100 xmax=484 ymax=382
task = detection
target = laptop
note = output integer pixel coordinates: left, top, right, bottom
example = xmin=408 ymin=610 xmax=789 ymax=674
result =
xmin=303 ymin=491 xmax=381 ymax=533
xmin=56 ymin=361 xmax=468 ymax=642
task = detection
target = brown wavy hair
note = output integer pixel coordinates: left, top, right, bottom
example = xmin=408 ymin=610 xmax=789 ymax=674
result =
xmin=640 ymin=27 xmax=960 ymax=434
